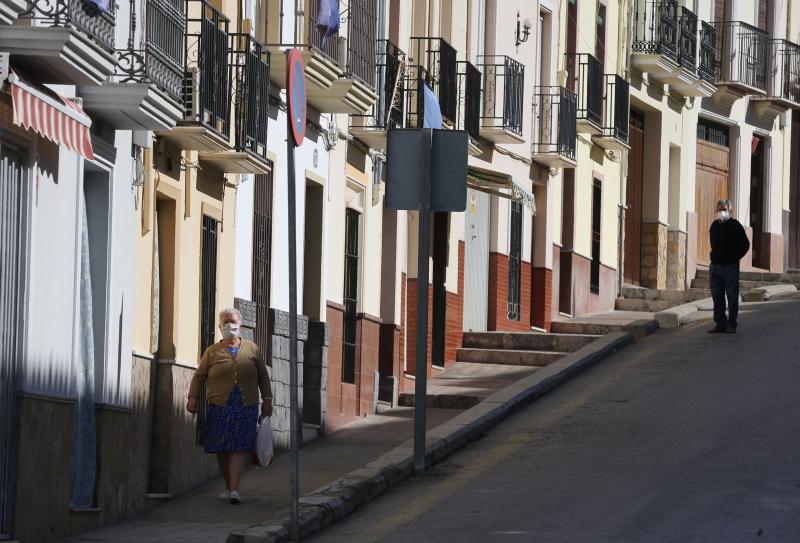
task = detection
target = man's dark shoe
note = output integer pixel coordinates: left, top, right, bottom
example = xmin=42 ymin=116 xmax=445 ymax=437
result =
xmin=708 ymin=325 xmax=727 ymax=334
xmin=726 ymin=324 xmax=737 ymax=334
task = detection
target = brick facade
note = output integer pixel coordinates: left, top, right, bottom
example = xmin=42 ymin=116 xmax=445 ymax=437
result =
xmin=487 ymin=252 xmax=532 ymax=332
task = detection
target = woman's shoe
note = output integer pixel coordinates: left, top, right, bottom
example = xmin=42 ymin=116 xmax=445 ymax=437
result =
xmin=229 ymin=490 xmax=242 ymax=504
xmin=217 ymin=490 xmax=230 ymax=501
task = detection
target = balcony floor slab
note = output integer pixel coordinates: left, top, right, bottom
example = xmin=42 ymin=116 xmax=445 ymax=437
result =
xmin=575 ymin=118 xmax=603 ymax=136
xmin=479 ymin=126 xmax=526 ymax=144
xmin=0 ymin=26 xmax=114 ymax=85
xmin=349 ymin=126 xmax=388 ymax=150
xmin=631 ymin=53 xmax=679 ymax=79
xmin=79 ymin=82 xmax=183 ymax=131
xmin=199 ymin=151 xmax=271 ymax=174
xmin=155 ymin=125 xmax=231 ymax=152
xmin=307 ymin=77 xmax=378 ymax=114
xmin=592 ymin=134 xmax=631 ymax=152
xmin=532 ymin=152 xmax=577 ymax=169
xmin=0 ymin=0 xmax=26 ymax=25
xmin=268 ymin=46 xmax=341 ymax=91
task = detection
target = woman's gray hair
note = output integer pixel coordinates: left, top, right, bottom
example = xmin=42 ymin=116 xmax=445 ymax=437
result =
xmin=716 ymin=199 xmax=732 ymax=211
xmin=218 ymin=307 xmax=242 ymax=323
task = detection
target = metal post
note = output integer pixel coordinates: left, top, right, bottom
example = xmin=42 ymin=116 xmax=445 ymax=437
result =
xmin=413 ymin=129 xmax=433 ymax=472
xmin=286 ymin=92 xmax=300 ymax=542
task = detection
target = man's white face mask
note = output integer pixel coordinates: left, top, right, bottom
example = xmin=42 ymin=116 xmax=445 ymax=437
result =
xmin=220 ymin=322 xmax=240 ymax=340
xmin=718 ymin=210 xmax=730 ymax=222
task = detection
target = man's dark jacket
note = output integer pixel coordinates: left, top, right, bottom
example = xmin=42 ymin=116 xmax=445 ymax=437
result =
xmin=709 ymin=218 xmax=750 ymax=265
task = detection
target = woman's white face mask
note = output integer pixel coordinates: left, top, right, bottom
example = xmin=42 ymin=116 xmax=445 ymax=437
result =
xmin=220 ymin=322 xmax=240 ymax=340
xmin=718 ymin=210 xmax=730 ymax=222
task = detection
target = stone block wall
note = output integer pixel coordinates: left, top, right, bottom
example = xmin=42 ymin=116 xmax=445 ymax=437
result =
xmin=303 ymin=320 xmax=329 ymax=428
xmin=666 ymin=230 xmax=687 ymax=290
xmin=234 ymin=298 xmax=257 ymax=342
xmin=641 ymin=222 xmax=668 ymax=290
xmin=267 ymin=308 xmax=308 ymax=451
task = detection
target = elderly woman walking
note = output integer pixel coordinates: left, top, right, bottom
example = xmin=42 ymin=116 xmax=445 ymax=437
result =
xmin=186 ymin=307 xmax=273 ymax=504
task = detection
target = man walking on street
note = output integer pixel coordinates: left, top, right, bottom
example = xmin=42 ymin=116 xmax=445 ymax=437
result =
xmin=708 ymin=199 xmax=750 ymax=334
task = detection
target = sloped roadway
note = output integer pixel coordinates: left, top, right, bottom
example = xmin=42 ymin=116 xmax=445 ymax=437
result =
xmin=311 ymin=294 xmax=800 ymax=543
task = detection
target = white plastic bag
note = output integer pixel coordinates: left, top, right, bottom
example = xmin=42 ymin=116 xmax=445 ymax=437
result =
xmin=254 ymin=416 xmax=274 ymax=467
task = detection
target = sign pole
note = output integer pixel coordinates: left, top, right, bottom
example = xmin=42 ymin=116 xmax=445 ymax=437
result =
xmin=286 ymin=48 xmax=307 ymax=543
xmin=413 ymin=129 xmax=433 ymax=472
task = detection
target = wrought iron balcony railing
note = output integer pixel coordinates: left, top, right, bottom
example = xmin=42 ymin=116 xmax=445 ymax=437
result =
xmin=407 ymin=37 xmax=458 ymax=126
xmin=344 ymin=0 xmax=377 ymax=87
xmin=478 ymin=55 xmax=524 ymax=136
xmin=599 ymin=74 xmax=630 ymax=143
xmin=699 ymin=21 xmax=717 ymax=83
xmin=307 ymin=0 xmax=339 ymax=65
xmin=764 ymin=39 xmax=800 ymax=105
xmin=531 ymin=86 xmax=577 ymax=162
xmin=231 ymin=34 xmax=270 ymax=160
xmin=353 ymin=39 xmax=405 ymax=130
xmin=677 ymin=6 xmax=697 ymax=72
xmin=116 ymin=0 xmax=185 ymax=101
xmin=565 ymin=53 xmax=603 ymax=129
xmin=18 ymin=0 xmax=116 ymax=52
xmin=714 ymin=21 xmax=768 ymax=93
xmin=457 ymin=61 xmax=481 ymax=140
xmin=184 ymin=0 xmax=231 ymax=137
xmin=632 ymin=0 xmax=679 ymax=62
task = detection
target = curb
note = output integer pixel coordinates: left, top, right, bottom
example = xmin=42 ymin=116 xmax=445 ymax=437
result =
xmin=742 ymin=284 xmax=797 ymax=302
xmin=227 ymin=328 xmax=650 ymax=543
xmin=655 ymin=297 xmax=715 ymax=327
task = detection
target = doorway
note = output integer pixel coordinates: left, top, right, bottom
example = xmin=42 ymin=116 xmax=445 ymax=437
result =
xmin=303 ymin=181 xmax=324 ymax=321
xmin=695 ymin=119 xmax=730 ymax=266
xmin=624 ymin=109 xmax=644 ymax=285
xmin=750 ymin=135 xmax=767 ymax=269
xmin=463 ymin=189 xmax=490 ymax=332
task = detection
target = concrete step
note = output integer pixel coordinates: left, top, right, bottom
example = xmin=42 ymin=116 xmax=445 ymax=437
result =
xmin=695 ymin=268 xmax=800 ymax=284
xmin=621 ymin=287 xmax=711 ymax=304
xmin=691 ymin=278 xmax=792 ymax=291
xmin=397 ymin=393 xmax=482 ymax=409
xmin=456 ymin=348 xmax=565 ymax=367
xmin=614 ymin=298 xmax=676 ymax=312
xmin=550 ymin=321 xmax=625 ymax=336
xmin=461 ymin=331 xmax=599 ymax=352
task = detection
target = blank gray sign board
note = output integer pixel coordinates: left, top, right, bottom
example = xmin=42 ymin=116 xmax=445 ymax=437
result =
xmin=385 ymin=129 xmax=468 ymax=212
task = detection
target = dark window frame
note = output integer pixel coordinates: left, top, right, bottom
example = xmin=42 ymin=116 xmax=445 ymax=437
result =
xmin=251 ymin=163 xmax=274 ymax=356
xmin=590 ymin=179 xmax=602 ymax=295
xmin=507 ymin=201 xmax=523 ymax=321
xmin=342 ymin=208 xmax=361 ymax=384
xmin=198 ymin=214 xmax=219 ymax=444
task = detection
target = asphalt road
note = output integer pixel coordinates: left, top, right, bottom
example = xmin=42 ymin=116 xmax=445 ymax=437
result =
xmin=311 ymin=296 xmax=800 ymax=543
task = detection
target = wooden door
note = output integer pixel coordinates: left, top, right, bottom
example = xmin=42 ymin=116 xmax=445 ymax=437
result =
xmin=695 ymin=140 xmax=730 ymax=266
xmin=624 ymin=109 xmax=644 ymax=285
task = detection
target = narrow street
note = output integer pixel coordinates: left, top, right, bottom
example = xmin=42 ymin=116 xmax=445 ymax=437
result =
xmin=312 ymin=297 xmax=800 ymax=543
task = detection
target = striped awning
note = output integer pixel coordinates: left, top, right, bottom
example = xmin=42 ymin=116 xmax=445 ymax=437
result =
xmin=9 ymin=74 xmax=94 ymax=160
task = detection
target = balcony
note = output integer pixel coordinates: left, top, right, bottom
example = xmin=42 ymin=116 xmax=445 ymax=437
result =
xmin=531 ymin=86 xmax=577 ymax=168
xmin=457 ymin=61 xmax=482 ymax=156
xmin=476 ymin=55 xmax=524 ymax=144
xmin=712 ymin=21 xmax=768 ymax=108
xmin=593 ymin=74 xmax=630 ymax=152
xmin=0 ymin=0 xmax=116 ymax=84
xmin=698 ymin=22 xmax=717 ymax=85
xmin=79 ymin=0 xmax=185 ymax=130
xmin=751 ymin=39 xmax=800 ymax=121
xmin=405 ymin=37 xmax=458 ymax=128
xmin=631 ymin=0 xmax=679 ymax=77
xmin=565 ymin=53 xmax=603 ymax=135
xmin=350 ymin=39 xmax=405 ymax=150
xmin=0 ymin=0 xmax=27 ymax=25
xmin=155 ymin=0 xmax=269 ymax=174
xmin=665 ymin=7 xmax=715 ymax=97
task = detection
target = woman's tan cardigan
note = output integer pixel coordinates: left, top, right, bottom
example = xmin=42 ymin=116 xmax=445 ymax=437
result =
xmin=188 ymin=339 xmax=272 ymax=407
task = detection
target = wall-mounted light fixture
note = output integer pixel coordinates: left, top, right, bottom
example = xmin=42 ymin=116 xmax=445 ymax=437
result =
xmin=515 ymin=11 xmax=531 ymax=50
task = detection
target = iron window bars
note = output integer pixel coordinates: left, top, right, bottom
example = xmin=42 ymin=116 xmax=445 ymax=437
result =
xmin=507 ymin=201 xmax=523 ymax=321
xmin=677 ymin=6 xmax=698 ymax=72
xmin=18 ymin=0 xmax=116 ymax=52
xmin=764 ymin=39 xmax=800 ymax=105
xmin=230 ymin=34 xmax=270 ymax=161
xmin=600 ymin=74 xmax=630 ymax=144
xmin=407 ymin=37 xmax=458 ymax=126
xmin=184 ymin=0 xmax=231 ymax=138
xmin=531 ymin=86 xmax=577 ymax=162
xmin=352 ymin=39 xmax=405 ymax=130
xmin=117 ymin=0 xmax=185 ymax=102
xmin=714 ymin=21 xmax=769 ymax=93
xmin=565 ymin=53 xmax=603 ymax=129
xmin=457 ymin=60 xmax=481 ymax=140
xmin=342 ymin=208 xmax=360 ymax=385
xmin=632 ymin=0 xmax=679 ymax=63
xmin=478 ymin=55 xmax=525 ymax=136
xmin=699 ymin=21 xmax=717 ymax=84
xmin=590 ymin=180 xmax=601 ymax=294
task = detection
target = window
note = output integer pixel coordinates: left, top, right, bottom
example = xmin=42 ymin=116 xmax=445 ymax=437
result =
xmin=342 ymin=208 xmax=360 ymax=384
xmin=507 ymin=201 xmax=523 ymax=320
xmin=252 ymin=164 xmax=273 ymax=355
xmin=595 ymin=2 xmax=607 ymax=65
xmin=714 ymin=0 xmax=726 ymax=23
xmin=198 ymin=214 xmax=218 ymax=443
xmin=757 ymin=0 xmax=769 ymax=32
xmin=566 ymin=0 xmax=578 ymax=91
xmin=590 ymin=179 xmax=602 ymax=294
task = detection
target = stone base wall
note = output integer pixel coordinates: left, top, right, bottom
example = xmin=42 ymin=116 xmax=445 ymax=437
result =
xmin=266 ymin=308 xmax=308 ymax=451
xmin=641 ymin=222 xmax=668 ymax=289
xmin=303 ymin=320 xmax=329 ymax=428
xmin=666 ymin=230 xmax=687 ymax=290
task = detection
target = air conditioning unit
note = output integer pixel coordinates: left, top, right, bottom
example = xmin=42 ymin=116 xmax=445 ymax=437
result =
xmin=183 ymin=67 xmax=201 ymax=120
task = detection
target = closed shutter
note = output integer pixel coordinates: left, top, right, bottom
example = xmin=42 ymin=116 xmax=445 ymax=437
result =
xmin=536 ymin=14 xmax=543 ymax=88
xmin=757 ymin=0 xmax=768 ymax=32
xmin=595 ymin=2 xmax=606 ymax=65
xmin=714 ymin=0 xmax=726 ymax=23
xmin=478 ymin=0 xmax=486 ymax=63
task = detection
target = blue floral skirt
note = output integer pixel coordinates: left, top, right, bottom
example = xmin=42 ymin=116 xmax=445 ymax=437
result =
xmin=203 ymin=385 xmax=259 ymax=454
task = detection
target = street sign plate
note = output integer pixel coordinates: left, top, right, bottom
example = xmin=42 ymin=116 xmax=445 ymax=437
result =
xmin=287 ymin=48 xmax=306 ymax=146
